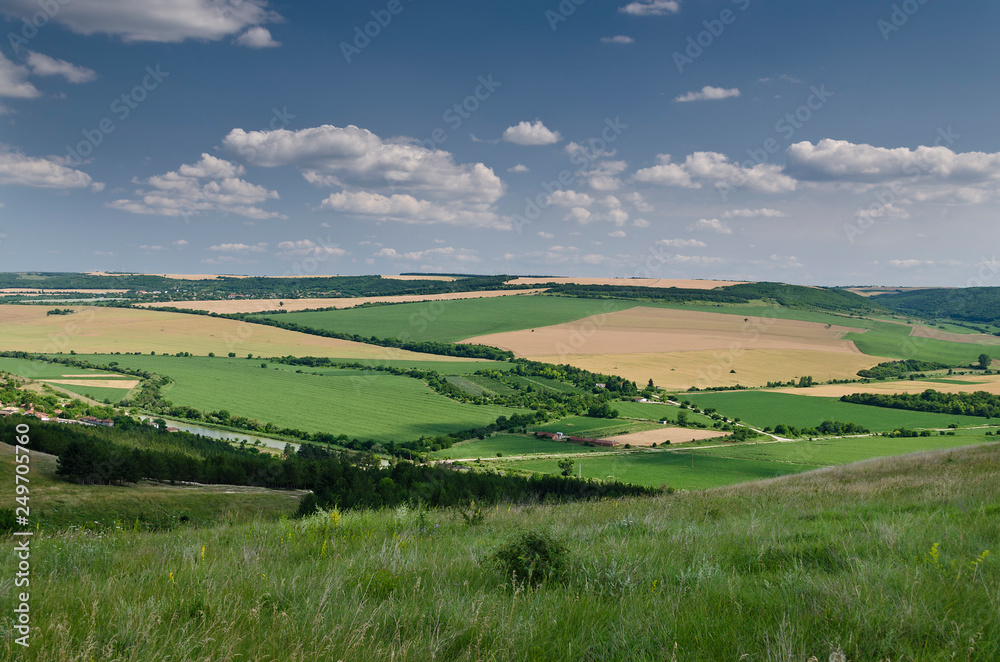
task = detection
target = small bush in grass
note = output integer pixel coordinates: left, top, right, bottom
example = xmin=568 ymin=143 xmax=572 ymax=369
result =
xmin=492 ymin=530 xmax=571 ymax=587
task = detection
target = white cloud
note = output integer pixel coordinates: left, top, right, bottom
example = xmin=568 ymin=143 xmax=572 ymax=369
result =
xmin=376 ymin=246 xmax=479 ymax=263
xmin=663 ymin=254 xmax=725 ymax=265
xmin=635 ymin=152 xmax=796 ymax=193
xmin=674 ymin=86 xmax=740 ymax=103
xmin=580 ymin=159 xmax=627 ymax=191
xmin=223 ymin=123 xmax=505 ymax=227
xmin=0 ymin=52 xmax=40 ymax=98
xmin=632 ymin=218 xmax=651 ymax=228
xmin=0 ymin=0 xmax=280 ymax=43
xmin=723 ymin=208 xmax=788 ymax=218
xmin=608 ymin=230 xmax=627 ymax=238
xmin=619 ymin=1 xmax=680 ymax=16
xmin=537 ymin=231 xmax=555 ymax=239
xmin=508 ymin=164 xmax=530 ymax=173
xmin=139 ymin=244 xmax=166 ymax=251
xmin=657 ymin=238 xmax=707 ymax=247
xmin=25 ymin=52 xmax=97 ymax=83
xmin=501 ymin=120 xmax=562 ymax=146
xmin=785 ymin=138 xmax=1000 ymax=185
xmin=209 ymin=243 xmax=268 ymax=253
xmin=688 ymin=218 xmax=732 ymax=234
xmin=0 ymin=146 xmax=94 ymax=188
xmin=601 ymin=35 xmax=635 ymax=44
xmin=235 ymin=26 xmax=280 ymax=48
xmin=276 ymin=239 xmax=346 ymax=259
xmin=107 ymin=153 xmax=283 ymax=219
xmin=625 ymin=191 xmax=652 ymax=212
xmin=173 ymin=239 xmax=189 ymax=246
xmin=546 ymin=190 xmax=595 ymax=208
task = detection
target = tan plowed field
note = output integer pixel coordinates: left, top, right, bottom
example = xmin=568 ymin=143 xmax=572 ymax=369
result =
xmin=504 ymin=277 xmax=747 ymax=289
xmin=0 ymin=305 xmax=479 ymax=361
xmin=462 ymin=306 xmax=890 ymax=390
xmin=136 ymin=289 xmax=546 ymax=314
xmin=602 ymin=427 xmax=729 ymax=446
xmin=908 ymin=326 xmax=1000 ymax=345
xmin=44 ymin=379 xmax=140 ymax=389
xmin=463 ymin=307 xmax=865 ymax=356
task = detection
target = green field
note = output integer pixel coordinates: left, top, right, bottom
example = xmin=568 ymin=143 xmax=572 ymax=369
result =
xmin=269 ymin=358 xmax=511 ymax=374
xmin=845 ymin=320 xmax=1000 ymax=364
xmin=47 ymin=382 xmax=134 ymax=404
xmin=261 ymin=295 xmax=638 ymax=343
xmin=531 ymin=415 xmax=662 ymax=438
xmin=0 ymin=356 xmax=116 ymax=379
xmin=63 ymin=354 xmax=522 ymax=443
xmin=684 ymin=390 xmax=988 ymax=430
xmin=506 ymin=449 xmax=821 ymax=489
xmin=0 ymin=444 xmax=300 ymax=529
xmin=688 ymin=432 xmax=997 ymax=467
xmin=428 ymin=433 xmax=604 ymax=459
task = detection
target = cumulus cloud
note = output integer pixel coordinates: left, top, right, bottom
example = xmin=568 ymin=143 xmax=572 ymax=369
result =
xmin=0 ymin=0 xmax=281 ymax=43
xmin=0 ymin=52 xmax=40 ymax=98
xmin=107 ymin=153 xmax=283 ymax=220
xmin=25 ymin=52 xmax=97 ymax=83
xmin=785 ymin=138 xmax=1000 ymax=185
xmin=375 ymin=246 xmax=479 ymax=264
xmin=657 ymin=238 xmax=707 ymax=247
xmin=619 ymin=1 xmax=680 ymax=16
xmin=507 ymin=164 xmax=529 ymax=173
xmin=674 ymin=86 xmax=740 ymax=103
xmin=608 ymin=230 xmax=627 ymax=238
xmin=663 ymin=254 xmax=725 ymax=265
xmin=501 ymin=120 xmax=562 ymax=146
xmin=722 ymin=208 xmax=788 ymax=218
xmin=601 ymin=35 xmax=635 ymax=44
xmin=209 ymin=242 xmax=268 ymax=253
xmin=235 ymin=26 xmax=280 ymax=48
xmin=276 ymin=239 xmax=346 ymax=259
xmin=0 ymin=146 xmax=94 ymax=188
xmin=625 ymin=191 xmax=652 ymax=212
xmin=688 ymin=218 xmax=732 ymax=234
xmin=546 ymin=190 xmax=595 ymax=208
xmin=537 ymin=231 xmax=555 ymax=239
xmin=634 ymin=152 xmax=796 ymax=193
xmin=580 ymin=159 xmax=628 ymax=191
xmin=223 ymin=123 xmax=505 ymax=227
xmin=632 ymin=218 xmax=651 ymax=228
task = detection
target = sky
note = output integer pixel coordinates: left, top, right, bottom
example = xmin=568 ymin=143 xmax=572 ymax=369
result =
xmin=0 ymin=0 xmax=998 ymax=286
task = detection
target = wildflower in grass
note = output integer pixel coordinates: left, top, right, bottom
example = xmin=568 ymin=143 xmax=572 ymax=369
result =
xmin=169 ymin=572 xmax=175 ymax=584
xmin=201 ymin=545 xmax=205 ymax=561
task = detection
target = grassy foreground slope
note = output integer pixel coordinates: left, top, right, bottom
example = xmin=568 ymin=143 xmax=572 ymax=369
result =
xmin=5 ymin=443 xmax=997 ymax=660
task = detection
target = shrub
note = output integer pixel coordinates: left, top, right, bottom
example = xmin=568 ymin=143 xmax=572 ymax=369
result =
xmin=492 ymin=530 xmax=571 ymax=586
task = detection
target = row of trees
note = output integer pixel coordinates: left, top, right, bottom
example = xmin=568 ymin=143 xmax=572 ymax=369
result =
xmin=842 ymin=389 xmax=1000 ymax=418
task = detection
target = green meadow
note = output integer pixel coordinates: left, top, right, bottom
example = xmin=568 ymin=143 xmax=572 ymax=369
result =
xmin=428 ymin=433 xmax=603 ymax=460
xmin=684 ymin=390 xmax=989 ymax=430
xmin=261 ymin=295 xmax=639 ymax=343
xmin=62 ymin=354 xmax=523 ymax=442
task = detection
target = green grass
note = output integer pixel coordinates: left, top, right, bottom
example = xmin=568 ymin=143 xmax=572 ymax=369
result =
xmin=690 ymin=432 xmax=997 ymax=468
xmin=66 ymin=354 xmax=522 ymax=443
xmin=531 ymin=416 xmax=662 ymax=438
xmin=3 ymin=442 xmax=999 ymax=659
xmin=0 ymin=443 xmax=301 ymax=530
xmin=0 ymin=356 xmax=115 ymax=379
xmin=269 ymin=358 xmax=511 ymax=375
xmin=428 ymin=433 xmax=603 ymax=460
xmin=685 ymin=390 xmax=988 ymax=431
xmin=261 ymin=295 xmax=639 ymax=343
xmin=845 ymin=320 xmax=1000 ymax=364
xmin=45 ymin=382 xmax=134 ymax=404
xmin=503 ymin=450 xmax=818 ymax=490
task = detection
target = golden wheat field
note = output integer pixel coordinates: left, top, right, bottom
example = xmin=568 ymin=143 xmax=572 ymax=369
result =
xmin=765 ymin=373 xmax=1000 ymax=398
xmin=0 ymin=305 xmax=478 ymax=360
xmin=136 ymin=289 xmax=546 ymax=314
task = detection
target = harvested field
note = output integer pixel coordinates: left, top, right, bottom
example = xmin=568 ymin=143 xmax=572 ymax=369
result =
xmin=0 ymin=305 xmax=478 ymax=361
xmin=463 ymin=307 xmax=865 ymax=356
xmin=136 ymin=289 xmax=546 ymax=314
xmin=380 ymin=275 xmax=457 ymax=281
xmin=602 ymin=427 xmax=728 ymax=446
xmin=766 ymin=374 xmax=1000 ymax=398
xmin=909 ymin=326 xmax=1000 ymax=345
xmin=505 ymin=277 xmax=747 ymax=289
xmin=527 ymin=350 xmax=888 ymax=391
xmin=44 ymin=379 xmax=140 ymax=389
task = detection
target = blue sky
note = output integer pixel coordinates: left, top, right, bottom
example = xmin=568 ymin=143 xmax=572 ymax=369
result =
xmin=1 ymin=0 xmax=998 ymax=285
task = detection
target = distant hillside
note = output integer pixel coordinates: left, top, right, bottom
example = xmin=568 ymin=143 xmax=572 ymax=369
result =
xmin=877 ymin=287 xmax=1000 ymax=325
xmin=547 ymin=281 xmax=891 ymax=316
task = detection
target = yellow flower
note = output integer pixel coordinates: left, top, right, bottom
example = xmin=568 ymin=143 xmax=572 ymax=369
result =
xmin=201 ymin=545 xmax=205 ymax=561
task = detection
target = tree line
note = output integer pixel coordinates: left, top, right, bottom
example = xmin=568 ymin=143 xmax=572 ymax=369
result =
xmin=841 ymin=389 xmax=1000 ymax=418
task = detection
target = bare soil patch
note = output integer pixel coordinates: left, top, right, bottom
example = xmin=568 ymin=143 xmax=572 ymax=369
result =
xmin=604 ymin=427 xmax=728 ymax=446
xmin=44 ymin=379 xmax=140 ymax=389
xmin=908 ymin=326 xmax=1000 ymax=345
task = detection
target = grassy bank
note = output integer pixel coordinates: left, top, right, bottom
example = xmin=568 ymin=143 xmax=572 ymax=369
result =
xmin=4 ymin=442 xmax=997 ymax=660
